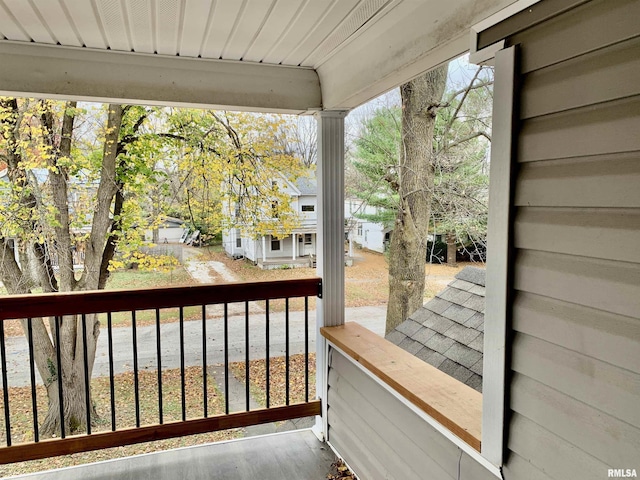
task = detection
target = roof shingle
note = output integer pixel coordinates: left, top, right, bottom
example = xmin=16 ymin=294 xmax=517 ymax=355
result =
xmin=386 ymin=266 xmax=486 ymax=392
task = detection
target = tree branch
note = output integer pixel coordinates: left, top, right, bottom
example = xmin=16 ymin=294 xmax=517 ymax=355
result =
xmin=78 ymin=104 xmax=123 ymax=290
xmin=442 ymin=131 xmax=491 ymax=152
xmin=44 ymin=100 xmax=78 ymax=291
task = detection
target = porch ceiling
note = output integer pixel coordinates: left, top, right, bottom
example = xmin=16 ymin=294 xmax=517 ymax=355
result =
xmin=0 ymin=0 xmax=515 ymax=112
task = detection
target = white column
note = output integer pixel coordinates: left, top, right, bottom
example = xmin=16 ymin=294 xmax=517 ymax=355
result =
xmin=262 ymin=236 xmax=267 ymax=263
xmin=314 ymin=110 xmax=347 ymax=441
xmin=316 ymin=111 xmax=347 ymax=328
xmin=292 ymin=233 xmax=297 ymax=260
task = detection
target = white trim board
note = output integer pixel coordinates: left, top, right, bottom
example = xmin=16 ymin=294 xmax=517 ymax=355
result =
xmin=0 ymin=41 xmax=321 ymax=113
xmin=326 ymin=342 xmax=502 ymax=478
xmin=482 ymin=45 xmax=517 ymax=467
xmin=470 ymin=0 xmax=541 ymax=63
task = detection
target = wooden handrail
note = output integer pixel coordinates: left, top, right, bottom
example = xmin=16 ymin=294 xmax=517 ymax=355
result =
xmin=0 ymin=277 xmax=322 ymax=320
xmin=321 ymin=322 xmax=482 ymax=451
xmin=0 ymin=401 xmax=321 ymax=465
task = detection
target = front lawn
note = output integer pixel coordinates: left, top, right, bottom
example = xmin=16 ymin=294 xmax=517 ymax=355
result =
xmin=104 ymin=267 xmax=201 ymax=327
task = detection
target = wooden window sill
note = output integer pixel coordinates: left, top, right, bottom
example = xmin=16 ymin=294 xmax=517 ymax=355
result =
xmin=321 ymin=322 xmax=482 ymax=451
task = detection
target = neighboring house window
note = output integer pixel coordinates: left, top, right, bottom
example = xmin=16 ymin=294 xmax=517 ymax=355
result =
xmin=301 ymin=205 xmax=314 ymax=212
xmin=272 ymin=201 xmax=279 ymax=218
xmin=364 ymin=230 xmax=368 ymax=242
xmin=236 ymin=238 xmax=242 ymax=248
xmin=304 ymin=233 xmax=312 ymax=245
xmin=271 ymin=239 xmax=281 ymax=251
xmin=358 ymin=223 xmax=363 ymax=236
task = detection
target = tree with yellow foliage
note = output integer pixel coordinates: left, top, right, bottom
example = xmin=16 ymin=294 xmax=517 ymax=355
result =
xmin=163 ymin=110 xmax=308 ymax=242
xmin=0 ymin=99 xmax=307 ymax=437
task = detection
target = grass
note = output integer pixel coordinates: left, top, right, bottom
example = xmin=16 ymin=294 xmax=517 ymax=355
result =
xmin=199 ymin=247 xmax=392 ymax=311
xmin=0 ymin=245 xmax=475 ymax=478
xmin=105 ymin=267 xmax=195 ymax=290
xmin=0 ymin=353 xmax=318 ymax=477
xmin=104 ymin=267 xmax=203 ymax=327
xmin=0 ymin=367 xmax=241 ymax=477
xmin=229 ymin=353 xmax=317 ymax=408
xmin=1 ymin=267 xmax=200 ymax=336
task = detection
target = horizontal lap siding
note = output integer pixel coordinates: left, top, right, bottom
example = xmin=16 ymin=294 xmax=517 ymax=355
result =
xmin=327 ymin=349 xmax=494 ymax=480
xmin=506 ymin=0 xmax=640 ymax=478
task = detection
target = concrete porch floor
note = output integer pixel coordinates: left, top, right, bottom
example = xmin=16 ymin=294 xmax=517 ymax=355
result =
xmin=8 ymin=430 xmax=336 ymax=480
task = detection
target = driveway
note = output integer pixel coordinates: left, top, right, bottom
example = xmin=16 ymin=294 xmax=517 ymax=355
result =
xmin=1 ymin=306 xmax=386 ymax=387
xmin=1 ymin=246 xmax=388 ymax=387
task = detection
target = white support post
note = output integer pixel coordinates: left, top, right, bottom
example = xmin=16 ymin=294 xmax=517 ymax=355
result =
xmin=262 ymin=236 xmax=267 ymax=263
xmin=482 ymin=45 xmax=516 ymax=467
xmin=313 ymin=110 xmax=347 ymax=441
xmin=292 ymin=233 xmax=297 ymax=260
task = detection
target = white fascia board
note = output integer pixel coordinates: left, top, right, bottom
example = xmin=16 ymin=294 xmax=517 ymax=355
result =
xmin=317 ymin=0 xmax=516 ymax=110
xmin=276 ymin=172 xmax=301 ymax=196
xmin=469 ymin=0 xmax=542 ymax=64
xmin=0 ymin=41 xmax=322 ymax=114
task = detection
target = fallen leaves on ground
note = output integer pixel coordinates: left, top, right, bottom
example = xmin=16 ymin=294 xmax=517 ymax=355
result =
xmin=327 ymin=459 xmax=357 ymax=480
xmin=230 ymin=353 xmax=316 ymax=407
xmin=0 ymin=367 xmax=240 ymax=477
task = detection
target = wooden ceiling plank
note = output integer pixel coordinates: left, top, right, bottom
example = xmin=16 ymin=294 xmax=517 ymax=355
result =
xmin=283 ymin=0 xmax=359 ymax=66
xmin=222 ymin=0 xmax=274 ymax=61
xmin=127 ymin=0 xmax=153 ymax=53
xmin=31 ymin=0 xmax=82 ymax=47
xmin=260 ymin=0 xmax=328 ymax=65
xmin=155 ymin=0 xmax=181 ymax=55
xmin=318 ymin=0 xmax=513 ymax=110
xmin=301 ymin=0 xmax=392 ymax=68
xmin=94 ymin=0 xmax=130 ymax=51
xmin=0 ymin=2 xmax=31 ymax=42
xmin=62 ymin=0 xmax=108 ymax=49
xmin=200 ymin=0 xmax=243 ymax=59
xmin=241 ymin=0 xmax=299 ymax=63
xmin=179 ymin=0 xmax=212 ymax=57
xmin=3 ymin=0 xmax=55 ymax=44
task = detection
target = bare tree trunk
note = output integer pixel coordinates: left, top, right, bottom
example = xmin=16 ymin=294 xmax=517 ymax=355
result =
xmin=37 ymin=314 xmax=99 ymax=437
xmin=42 ymin=101 xmax=78 ymax=292
xmin=0 ymin=100 xmax=120 ymax=438
xmin=386 ymin=66 xmax=447 ymax=334
xmin=446 ymin=232 xmax=457 ymax=267
xmin=79 ymin=104 xmax=123 ymax=291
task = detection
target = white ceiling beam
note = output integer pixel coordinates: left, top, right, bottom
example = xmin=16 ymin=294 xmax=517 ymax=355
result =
xmin=0 ymin=41 xmax=322 ymax=113
xmin=317 ymin=0 xmax=516 ymax=110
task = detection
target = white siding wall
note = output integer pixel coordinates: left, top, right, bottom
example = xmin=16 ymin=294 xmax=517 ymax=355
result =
xmin=299 ymin=194 xmax=318 ymax=225
xmin=357 ymin=222 xmax=386 ymax=253
xmin=156 ymin=227 xmax=184 ymax=243
xmin=502 ymin=0 xmax=640 ymax=478
xmin=222 ymin=230 xmax=244 ymax=257
xmin=222 ymin=231 xmax=232 ymax=256
xmin=327 ymin=349 xmax=495 ymax=480
xmin=346 ymin=199 xmax=387 ymax=253
xmin=266 ymin=235 xmax=294 ymax=258
xmin=327 ymin=2 xmax=640 ymax=479
xmin=244 ymin=237 xmax=258 ymax=262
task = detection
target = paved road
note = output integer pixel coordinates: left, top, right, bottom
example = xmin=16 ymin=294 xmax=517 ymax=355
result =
xmin=2 ymin=306 xmax=386 ymax=387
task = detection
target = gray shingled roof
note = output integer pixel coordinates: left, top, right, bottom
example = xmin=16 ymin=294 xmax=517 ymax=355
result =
xmin=295 ymin=176 xmax=317 ymax=195
xmin=386 ymin=266 xmax=485 ymax=392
